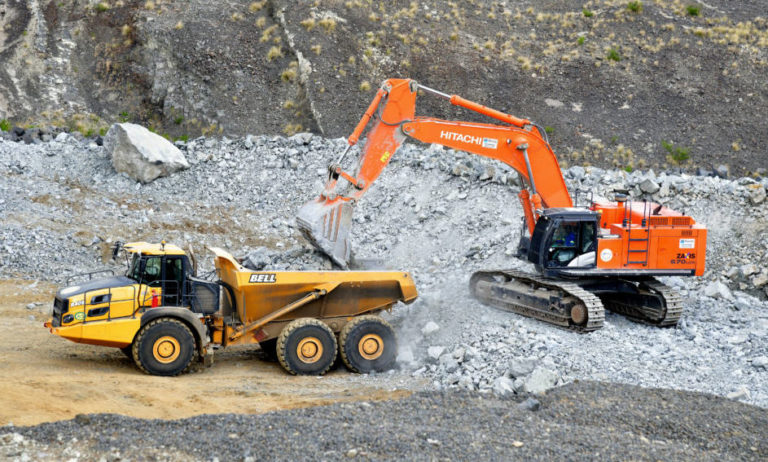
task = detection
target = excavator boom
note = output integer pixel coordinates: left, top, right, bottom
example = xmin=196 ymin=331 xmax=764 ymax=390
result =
xmin=296 ymin=78 xmax=570 ymax=267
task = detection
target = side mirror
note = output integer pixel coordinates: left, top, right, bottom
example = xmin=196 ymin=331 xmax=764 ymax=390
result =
xmin=111 ymin=241 xmax=124 ymax=261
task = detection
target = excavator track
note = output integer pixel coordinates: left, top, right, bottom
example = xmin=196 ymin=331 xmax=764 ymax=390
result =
xmin=470 ymin=270 xmax=605 ymax=333
xmin=597 ymin=278 xmax=683 ymax=327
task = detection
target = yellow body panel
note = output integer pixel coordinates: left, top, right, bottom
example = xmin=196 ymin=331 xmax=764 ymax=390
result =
xmin=123 ymin=241 xmax=186 ymax=256
xmin=57 ymin=284 xmax=157 ymax=328
xmin=48 ymin=317 xmax=141 ymax=348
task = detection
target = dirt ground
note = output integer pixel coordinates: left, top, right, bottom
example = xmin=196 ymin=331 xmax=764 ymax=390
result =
xmin=0 ymin=279 xmax=415 ymax=426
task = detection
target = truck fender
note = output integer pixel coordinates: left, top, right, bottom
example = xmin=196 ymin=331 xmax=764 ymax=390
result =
xmin=140 ymin=307 xmax=209 ymax=354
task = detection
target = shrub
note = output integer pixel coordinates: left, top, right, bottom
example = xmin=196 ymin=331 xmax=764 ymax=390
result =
xmin=0 ymin=119 xmax=10 ymax=132
xmin=627 ymin=2 xmax=643 ymax=13
xmin=582 ymin=9 xmax=593 ymax=18
xmin=95 ymin=2 xmax=110 ymax=12
xmin=577 ymin=36 xmax=585 ymax=45
xmin=662 ymin=140 xmax=690 ymax=163
xmin=267 ymin=46 xmax=283 ymax=61
xmin=686 ymin=5 xmax=700 ymax=16
xmin=607 ymin=48 xmax=621 ymax=61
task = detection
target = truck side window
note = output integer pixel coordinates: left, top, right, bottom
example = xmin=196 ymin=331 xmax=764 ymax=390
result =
xmin=143 ymin=257 xmax=162 ymax=284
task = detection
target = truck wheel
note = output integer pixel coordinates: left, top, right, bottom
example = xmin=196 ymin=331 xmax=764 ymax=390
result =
xmin=132 ymin=318 xmax=196 ymax=376
xmin=339 ymin=315 xmax=396 ymax=373
xmin=276 ymin=318 xmax=337 ymax=375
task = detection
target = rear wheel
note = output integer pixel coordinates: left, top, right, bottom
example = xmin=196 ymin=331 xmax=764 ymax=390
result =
xmin=133 ymin=318 xmax=196 ymax=376
xmin=276 ymin=318 xmax=336 ymax=375
xmin=339 ymin=315 xmax=396 ymax=373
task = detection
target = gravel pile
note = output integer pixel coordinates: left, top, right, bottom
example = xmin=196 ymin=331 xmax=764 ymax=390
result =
xmin=2 ymin=381 xmax=766 ymax=461
xmin=1 ymin=133 xmax=767 ymax=407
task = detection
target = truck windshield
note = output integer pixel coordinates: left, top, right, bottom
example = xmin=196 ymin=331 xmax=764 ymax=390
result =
xmin=127 ymin=254 xmax=142 ymax=281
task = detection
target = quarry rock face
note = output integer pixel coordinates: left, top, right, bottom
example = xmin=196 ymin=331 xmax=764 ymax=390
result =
xmin=105 ymin=123 xmax=189 ymax=183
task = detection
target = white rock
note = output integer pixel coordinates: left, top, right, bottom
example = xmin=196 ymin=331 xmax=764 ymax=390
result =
xmin=726 ymin=386 xmax=750 ymax=400
xmin=752 ymin=356 xmax=768 ymax=369
xmin=740 ymin=264 xmax=759 ymax=278
xmin=105 ymin=123 xmax=189 ymax=183
xmin=396 ymin=347 xmax=415 ymax=365
xmin=639 ymin=178 xmax=660 ymax=194
xmin=704 ymin=280 xmax=732 ymax=300
xmin=544 ymin=98 xmax=564 ymax=108
xmin=427 ymin=346 xmax=445 ymax=360
xmin=523 ymin=368 xmax=559 ymax=394
xmin=492 ymin=376 xmax=515 ymax=397
xmin=749 ymin=186 xmax=766 ymax=205
xmin=421 ymin=321 xmax=440 ymax=335
xmin=752 ymin=273 xmax=768 ymax=288
xmin=509 ymin=358 xmax=537 ymax=378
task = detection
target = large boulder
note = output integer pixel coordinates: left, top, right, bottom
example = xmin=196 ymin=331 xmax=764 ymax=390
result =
xmin=105 ymin=123 xmax=189 ymax=183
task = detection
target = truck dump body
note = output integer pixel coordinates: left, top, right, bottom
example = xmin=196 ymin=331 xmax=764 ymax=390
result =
xmin=211 ymin=247 xmax=417 ymax=344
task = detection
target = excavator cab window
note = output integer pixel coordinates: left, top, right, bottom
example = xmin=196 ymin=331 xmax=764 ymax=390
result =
xmin=548 ymin=221 xmax=579 ymax=265
xmin=542 ymin=217 xmax=597 ymax=268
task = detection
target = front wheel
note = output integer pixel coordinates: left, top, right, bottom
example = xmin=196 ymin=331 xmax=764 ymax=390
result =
xmin=339 ymin=315 xmax=396 ymax=373
xmin=133 ymin=318 xmax=196 ymax=376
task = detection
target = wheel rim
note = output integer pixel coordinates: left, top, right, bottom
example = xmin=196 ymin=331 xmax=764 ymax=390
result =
xmin=153 ymin=336 xmax=181 ymax=364
xmin=358 ymin=334 xmax=384 ymax=360
xmin=296 ymin=337 xmax=323 ymax=364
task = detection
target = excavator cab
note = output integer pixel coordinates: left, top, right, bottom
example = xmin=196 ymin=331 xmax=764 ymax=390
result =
xmin=525 ymin=209 xmax=599 ymax=276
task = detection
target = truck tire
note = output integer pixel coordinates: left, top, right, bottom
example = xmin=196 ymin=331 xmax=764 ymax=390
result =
xmin=132 ymin=318 xmax=196 ymax=376
xmin=339 ymin=315 xmax=396 ymax=373
xmin=276 ymin=318 xmax=337 ymax=375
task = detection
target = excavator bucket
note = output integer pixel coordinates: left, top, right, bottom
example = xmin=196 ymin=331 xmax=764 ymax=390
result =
xmin=296 ymin=197 xmax=354 ymax=268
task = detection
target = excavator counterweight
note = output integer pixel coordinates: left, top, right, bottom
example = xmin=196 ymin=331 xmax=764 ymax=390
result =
xmin=297 ymin=78 xmax=707 ymax=331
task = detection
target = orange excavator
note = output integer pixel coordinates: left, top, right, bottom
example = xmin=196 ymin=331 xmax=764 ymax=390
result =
xmin=297 ymin=78 xmax=706 ymax=332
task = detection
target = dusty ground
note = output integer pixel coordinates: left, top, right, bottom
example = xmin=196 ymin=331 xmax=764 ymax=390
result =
xmin=0 ymin=279 xmax=416 ymax=426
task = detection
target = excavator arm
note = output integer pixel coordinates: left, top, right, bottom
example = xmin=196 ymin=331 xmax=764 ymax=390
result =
xmin=297 ymin=78 xmax=572 ymax=267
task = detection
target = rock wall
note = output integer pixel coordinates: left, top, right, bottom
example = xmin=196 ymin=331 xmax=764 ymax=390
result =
xmin=1 ymin=0 xmax=767 ymax=176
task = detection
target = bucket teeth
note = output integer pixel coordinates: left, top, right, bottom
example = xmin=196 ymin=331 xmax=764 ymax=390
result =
xmin=296 ymin=199 xmax=354 ymax=268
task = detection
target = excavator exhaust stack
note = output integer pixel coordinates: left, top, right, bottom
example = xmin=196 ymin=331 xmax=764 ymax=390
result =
xmin=296 ymin=197 xmax=354 ymax=268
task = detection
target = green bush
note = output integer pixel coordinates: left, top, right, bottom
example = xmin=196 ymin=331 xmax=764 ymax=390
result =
xmin=607 ymin=49 xmax=621 ymax=61
xmin=582 ymin=8 xmax=594 ymax=18
xmin=686 ymin=5 xmax=700 ymax=16
xmin=627 ymin=1 xmax=643 ymax=13
xmin=578 ymin=36 xmax=586 ymax=45
xmin=662 ymin=140 xmax=690 ymax=163
xmin=0 ymin=119 xmax=11 ymax=132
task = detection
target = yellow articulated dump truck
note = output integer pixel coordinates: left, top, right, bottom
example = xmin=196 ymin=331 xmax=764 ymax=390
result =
xmin=44 ymin=242 xmax=417 ymax=376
